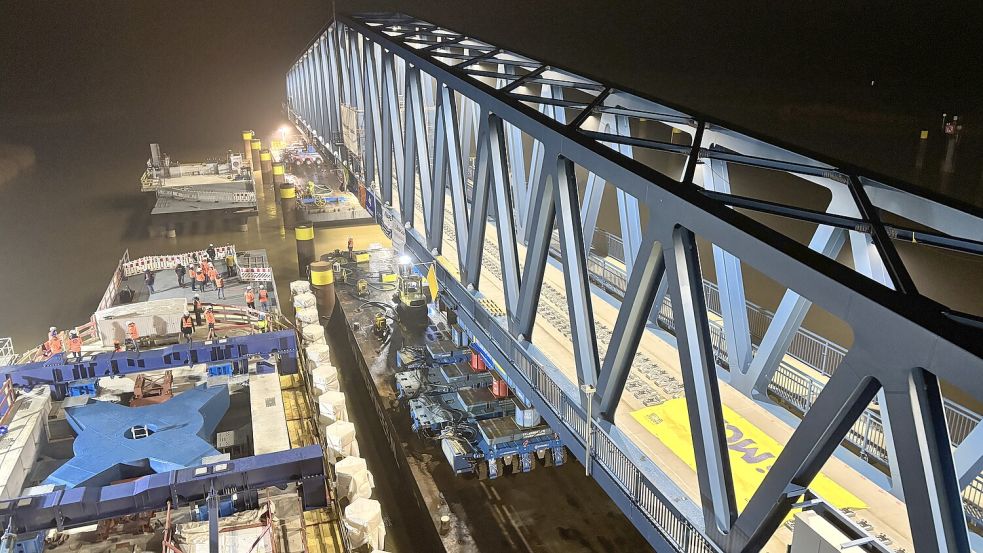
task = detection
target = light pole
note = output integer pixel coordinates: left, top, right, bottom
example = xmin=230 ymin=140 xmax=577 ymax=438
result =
xmin=581 ymin=384 xmax=596 ymax=477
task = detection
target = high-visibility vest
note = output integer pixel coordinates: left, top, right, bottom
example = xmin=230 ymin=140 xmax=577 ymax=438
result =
xmin=195 ymin=270 xmax=205 ymax=282
xmin=208 ymin=268 xmax=218 ymax=280
xmin=127 ymin=324 xmax=139 ymax=340
xmin=245 ymin=291 xmax=255 ymax=303
xmin=48 ymin=337 xmax=63 ymax=353
xmin=215 ymin=276 xmax=224 ymax=288
xmin=205 ymin=311 xmax=216 ymax=325
xmin=68 ymin=337 xmax=82 ymax=353
xmin=182 ymin=316 xmax=193 ymax=329
xmin=194 ymin=299 xmax=202 ymax=312
xmin=259 ymin=289 xmax=269 ymax=302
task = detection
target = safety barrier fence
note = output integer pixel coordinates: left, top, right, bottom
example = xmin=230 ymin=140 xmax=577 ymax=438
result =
xmin=155 ymin=186 xmax=255 ymax=205
xmin=140 ymin=170 xmax=161 ymax=191
xmin=0 ymin=338 xmax=15 ymax=367
xmin=122 ymin=245 xmax=237 ymax=277
xmin=98 ymin=250 xmax=130 ymax=311
xmin=0 ymin=379 xmax=15 ymax=426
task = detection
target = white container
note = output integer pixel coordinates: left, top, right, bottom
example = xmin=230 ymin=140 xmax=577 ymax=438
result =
xmin=318 ymin=391 xmax=348 ymax=423
xmin=290 ymin=280 xmax=311 ymax=296
xmin=343 ymin=498 xmax=386 ymax=550
xmin=301 ymin=324 xmax=326 ymax=344
xmin=324 ymin=420 xmax=359 ymax=462
xmin=295 ymin=307 xmax=319 ymax=325
xmin=335 ymin=456 xmax=375 ymax=502
xmin=305 ymin=343 xmax=331 ymax=366
xmin=292 ymin=292 xmax=317 ymax=308
xmin=311 ymin=365 xmax=339 ymax=394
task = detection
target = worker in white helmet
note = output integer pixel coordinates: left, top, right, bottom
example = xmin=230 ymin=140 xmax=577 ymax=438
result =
xmin=67 ymin=329 xmax=82 ymax=362
xmin=205 ymin=306 xmax=217 ymax=340
xmin=245 ymin=286 xmax=256 ymax=310
xmin=181 ymin=310 xmax=195 ymax=343
xmin=258 ymin=284 xmax=270 ymax=312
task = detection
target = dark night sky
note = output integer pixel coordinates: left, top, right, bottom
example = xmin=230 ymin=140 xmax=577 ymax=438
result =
xmin=0 ymin=0 xmax=982 ymax=198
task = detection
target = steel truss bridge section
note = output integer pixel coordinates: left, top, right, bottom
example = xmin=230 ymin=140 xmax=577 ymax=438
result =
xmin=287 ymin=12 xmax=983 ymax=553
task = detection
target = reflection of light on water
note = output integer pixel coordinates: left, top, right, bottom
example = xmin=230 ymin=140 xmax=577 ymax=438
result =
xmin=0 ymin=143 xmax=37 ymax=187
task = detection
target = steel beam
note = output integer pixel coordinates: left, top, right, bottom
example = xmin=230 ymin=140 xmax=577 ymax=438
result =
xmin=702 ymin=159 xmax=753 ymax=375
xmin=882 ymin=369 xmax=970 ymax=553
xmin=555 ymin=156 xmax=602 ymax=401
xmin=595 ymin=224 xmax=665 ymax=419
xmin=729 ymin=365 xmax=879 ymax=552
xmin=0 ymin=445 xmax=327 ymax=534
xmin=735 ymin=225 xmax=847 ymax=398
xmin=664 ymin=226 xmax=737 ymax=537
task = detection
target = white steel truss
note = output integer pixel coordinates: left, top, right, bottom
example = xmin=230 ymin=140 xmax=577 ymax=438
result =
xmin=287 ymin=13 xmax=983 ymax=553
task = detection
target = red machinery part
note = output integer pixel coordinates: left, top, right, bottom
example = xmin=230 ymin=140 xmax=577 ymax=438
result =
xmin=491 ymin=378 xmax=509 ymax=399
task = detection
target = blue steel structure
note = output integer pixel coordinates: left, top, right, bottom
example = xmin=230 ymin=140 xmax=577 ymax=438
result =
xmin=287 ymin=13 xmax=983 ymax=553
xmin=0 ymin=330 xmax=321 ymax=552
xmin=0 ymin=330 xmax=298 ymax=398
xmin=0 ymin=445 xmax=327 ymax=534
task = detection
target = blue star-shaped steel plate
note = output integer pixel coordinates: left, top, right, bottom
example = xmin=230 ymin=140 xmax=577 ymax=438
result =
xmin=45 ymin=384 xmax=230 ymax=488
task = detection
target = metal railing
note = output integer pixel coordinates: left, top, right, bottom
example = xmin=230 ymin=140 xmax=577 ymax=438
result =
xmin=0 ymin=338 xmax=15 ymax=367
xmin=448 ymin=266 xmax=717 ymax=552
xmin=156 ymin=186 xmax=255 ymax=205
xmin=586 ymin=228 xmax=983 ymax=526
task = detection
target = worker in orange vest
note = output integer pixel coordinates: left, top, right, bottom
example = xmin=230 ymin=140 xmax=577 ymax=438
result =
xmin=180 ymin=311 xmax=195 ymax=343
xmin=215 ymin=273 xmax=225 ymax=299
xmin=258 ymin=285 xmax=269 ymax=312
xmin=126 ymin=320 xmax=140 ymax=352
xmin=46 ymin=329 xmax=63 ymax=357
xmin=205 ymin=306 xmax=217 ymax=340
xmin=201 ymin=257 xmax=212 ymax=289
xmin=67 ymin=329 xmax=83 ymax=362
xmin=207 ymin=265 xmax=219 ymax=286
xmin=244 ymin=286 xmax=256 ymax=309
xmin=193 ymin=265 xmax=205 ymax=291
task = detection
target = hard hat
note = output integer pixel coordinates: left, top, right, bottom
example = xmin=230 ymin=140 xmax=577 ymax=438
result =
xmin=69 ymin=329 xmax=78 ymax=336
xmin=183 ymin=311 xmax=189 ymax=316
xmin=247 ymin=285 xmax=253 ymax=290
xmin=49 ymin=326 xmax=57 ymax=332
xmin=209 ymin=243 xmax=214 ymax=247
xmin=127 ymin=320 xmax=134 ymax=325
xmin=206 ymin=306 xmax=213 ymax=311
xmin=259 ymin=285 xmax=265 ymax=289
xmin=194 ymin=293 xmax=200 ymax=298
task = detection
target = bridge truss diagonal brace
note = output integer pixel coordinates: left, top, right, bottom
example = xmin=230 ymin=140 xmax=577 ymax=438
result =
xmin=882 ymin=369 xmax=971 ymax=553
xmin=401 ymin=65 xmax=435 ymax=230
xmin=513 ymin=150 xmax=557 ymax=340
xmin=555 ymin=156 xmax=603 ymax=404
xmin=728 ymin=363 xmax=879 ymax=552
xmin=595 ymin=221 xmax=666 ymax=420
xmin=663 ymin=225 xmax=737 ymax=538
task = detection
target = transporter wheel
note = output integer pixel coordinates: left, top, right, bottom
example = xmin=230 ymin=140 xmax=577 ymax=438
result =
xmin=476 ymin=461 xmax=488 ymax=480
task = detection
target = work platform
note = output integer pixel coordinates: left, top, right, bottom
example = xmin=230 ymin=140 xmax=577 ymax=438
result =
xmin=0 ymin=245 xmax=351 ymax=553
xmin=140 ymin=142 xmax=258 ymax=234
